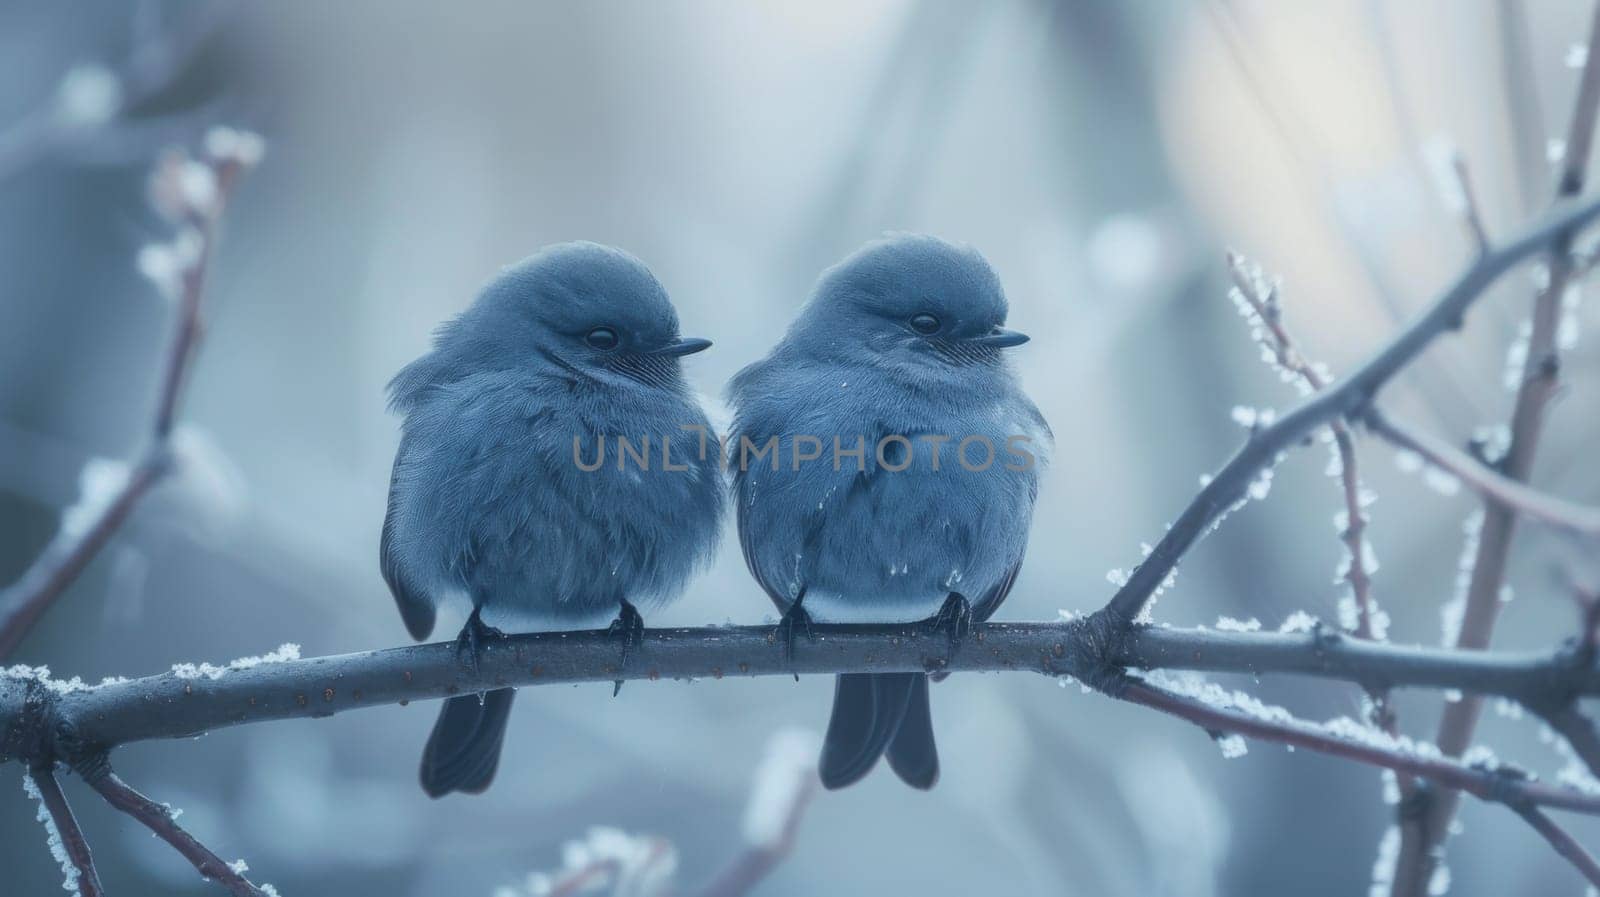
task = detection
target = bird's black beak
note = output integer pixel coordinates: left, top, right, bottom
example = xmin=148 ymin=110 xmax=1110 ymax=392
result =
xmin=649 ymin=336 xmax=713 ymax=357
xmin=970 ymin=327 xmax=1029 ymax=348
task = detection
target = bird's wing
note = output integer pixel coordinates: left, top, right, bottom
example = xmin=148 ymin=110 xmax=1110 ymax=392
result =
xmin=970 ymin=553 xmax=1024 ymax=624
xmin=381 ymin=433 xmax=437 ymax=641
xmin=735 ymin=466 xmax=794 ymax=615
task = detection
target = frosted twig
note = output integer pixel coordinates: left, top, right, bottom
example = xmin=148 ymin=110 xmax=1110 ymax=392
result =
xmin=1118 ymin=679 xmax=1600 ymax=814
xmin=1123 ymin=677 xmax=1600 ymax=885
xmin=26 ymin=765 xmax=104 ymax=897
xmin=697 ymin=729 xmax=821 ymax=897
xmin=1226 ymin=251 xmax=1382 ymax=641
xmin=1100 ymin=192 xmax=1600 ymax=626
xmin=3 ymin=624 xmax=1600 ymax=758
xmin=1394 ymin=6 xmax=1600 ymax=894
xmin=1365 ymin=409 xmax=1600 ymax=538
xmin=0 ymin=129 xmax=258 ymax=659
xmin=87 ymin=769 xmax=271 ymax=897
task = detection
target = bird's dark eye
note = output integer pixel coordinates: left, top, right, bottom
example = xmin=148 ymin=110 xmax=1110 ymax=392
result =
xmin=585 ymin=327 xmax=619 ymax=350
xmin=909 ymin=313 xmax=941 ymax=335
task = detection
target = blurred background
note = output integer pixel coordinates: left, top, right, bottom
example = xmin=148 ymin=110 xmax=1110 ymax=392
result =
xmin=3 ymin=1 xmax=1599 ymax=894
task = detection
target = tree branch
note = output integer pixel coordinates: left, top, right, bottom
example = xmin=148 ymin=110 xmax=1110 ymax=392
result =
xmin=1117 ymin=679 xmax=1600 ymax=814
xmin=26 ymin=764 xmax=104 ymax=897
xmin=1510 ymin=803 xmax=1600 ymax=888
xmin=85 ymin=767 xmax=270 ymax=897
xmin=1395 ymin=6 xmax=1600 ymax=892
xmin=1124 ymin=677 xmax=1600 ymax=884
xmin=1101 ymin=191 xmax=1600 ymax=624
xmin=0 ymin=622 xmax=1596 ymax=762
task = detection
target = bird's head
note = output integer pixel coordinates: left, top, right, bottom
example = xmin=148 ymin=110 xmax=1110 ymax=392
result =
xmin=792 ymin=234 xmax=1026 ymax=380
xmin=445 ymin=242 xmax=710 ymax=391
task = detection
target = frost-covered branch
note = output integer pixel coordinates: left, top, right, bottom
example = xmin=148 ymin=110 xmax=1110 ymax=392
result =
xmin=86 ymin=767 xmax=274 ymax=897
xmin=1395 ymin=6 xmax=1600 ymax=892
xmin=1099 ymin=190 xmax=1600 ymax=625
xmin=0 ymin=128 xmax=260 ymax=660
xmin=25 ymin=765 xmax=104 ymax=897
xmin=1117 ymin=678 xmax=1600 ymax=814
xmin=1225 ymin=251 xmax=1384 ymax=640
xmin=1 ymin=622 xmax=1597 ymax=762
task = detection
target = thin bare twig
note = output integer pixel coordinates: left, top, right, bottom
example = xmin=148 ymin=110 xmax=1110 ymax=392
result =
xmin=86 ymin=769 xmax=268 ymax=897
xmin=1450 ymin=150 xmax=1493 ymax=254
xmin=1365 ymin=408 xmax=1600 ymax=537
xmin=1540 ymin=704 xmax=1600 ymax=781
xmin=0 ymin=132 xmax=257 ymax=660
xmin=696 ymin=730 xmax=820 ymax=897
xmin=0 ymin=459 xmax=166 ymax=658
xmin=28 ymin=765 xmax=104 ymax=897
xmin=1511 ymin=803 xmax=1600 ymax=888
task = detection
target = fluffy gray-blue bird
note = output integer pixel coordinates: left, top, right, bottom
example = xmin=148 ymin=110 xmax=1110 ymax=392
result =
xmin=381 ymin=242 xmax=723 ymax=797
xmin=729 ymin=234 xmax=1049 ymax=789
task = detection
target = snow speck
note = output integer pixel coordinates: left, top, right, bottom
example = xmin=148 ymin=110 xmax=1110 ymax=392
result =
xmin=204 ymin=126 xmax=266 ymax=168
xmin=55 ymin=63 xmax=122 ymax=127
xmin=1427 ymin=864 xmax=1451 ymax=895
xmin=1278 ymin=611 xmax=1319 ymax=634
xmin=1570 ymin=43 xmax=1592 ymax=69
xmin=1214 ymin=616 xmax=1262 ymax=633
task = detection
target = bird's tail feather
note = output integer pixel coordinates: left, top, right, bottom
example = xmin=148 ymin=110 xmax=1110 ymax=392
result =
xmin=420 ymin=687 xmax=516 ymax=797
xmin=819 ymin=672 xmax=939 ymax=790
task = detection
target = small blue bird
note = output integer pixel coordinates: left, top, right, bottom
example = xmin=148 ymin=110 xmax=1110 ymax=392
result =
xmin=729 ymin=234 xmax=1049 ymax=789
xmin=381 ymin=242 xmax=723 ymax=797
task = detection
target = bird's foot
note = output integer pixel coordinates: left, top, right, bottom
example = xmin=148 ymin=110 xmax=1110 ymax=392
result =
xmin=608 ymin=600 xmax=645 ymax=696
xmin=455 ymin=607 xmax=508 ymax=679
xmin=928 ymin=592 xmax=973 ymax=655
xmin=775 ymin=594 xmax=814 ymax=677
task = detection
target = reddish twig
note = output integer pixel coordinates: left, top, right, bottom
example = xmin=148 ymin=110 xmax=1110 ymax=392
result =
xmin=1226 ymin=252 xmax=1380 ymax=640
xmin=86 ymin=769 xmax=268 ymax=897
xmin=26 ymin=765 xmax=104 ymax=897
xmin=696 ymin=730 xmax=820 ymax=897
xmin=1511 ymin=804 xmax=1600 ymax=888
xmin=0 ymin=459 xmax=166 ymax=657
xmin=0 ymin=133 xmax=256 ymax=660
